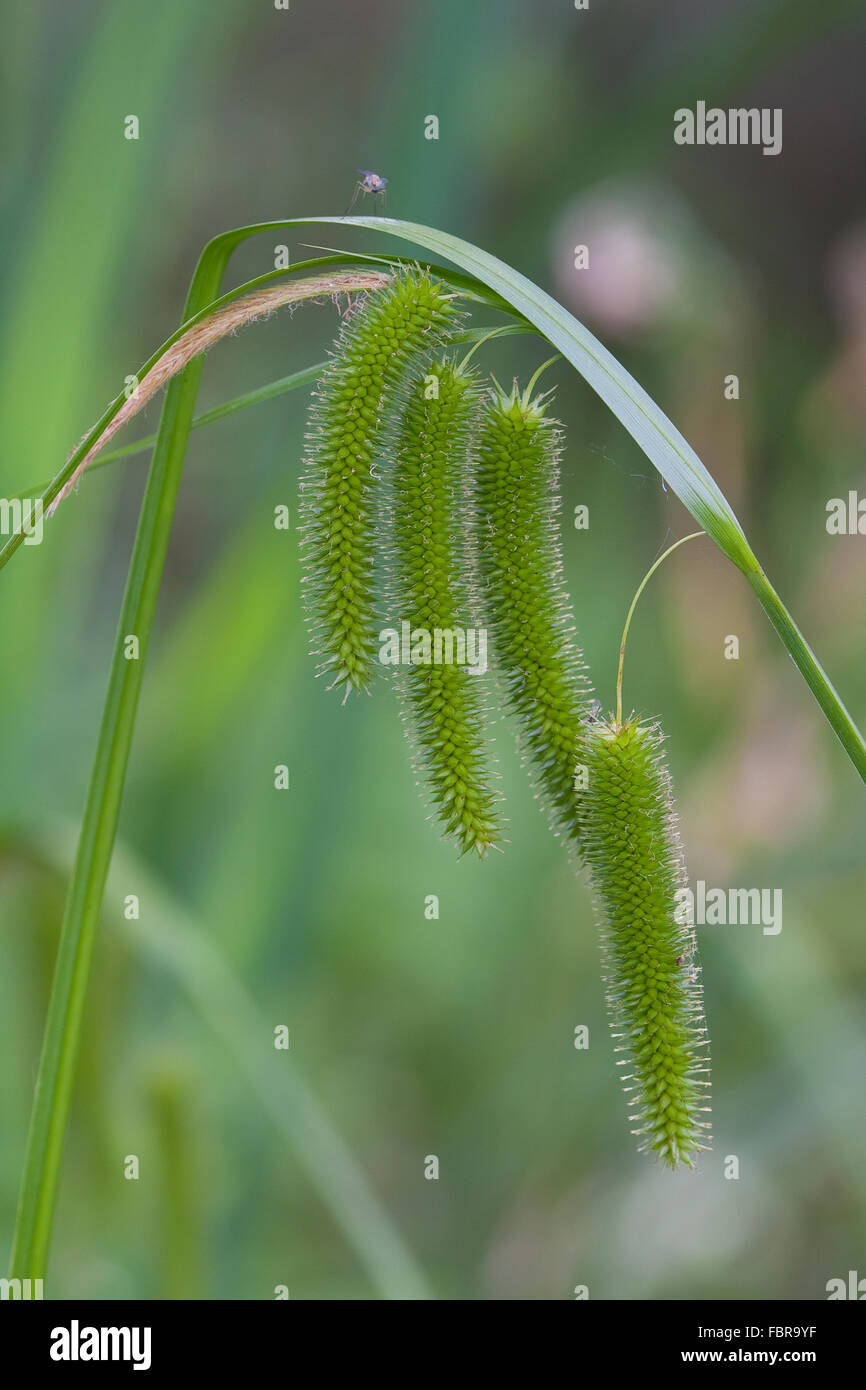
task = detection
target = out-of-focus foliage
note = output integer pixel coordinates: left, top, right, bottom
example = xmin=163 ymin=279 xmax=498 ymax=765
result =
xmin=1 ymin=0 xmax=865 ymax=1299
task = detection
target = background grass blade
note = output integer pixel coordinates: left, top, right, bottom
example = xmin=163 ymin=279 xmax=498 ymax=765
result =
xmin=7 ymin=242 xmax=230 ymax=1282
xmin=21 ymin=823 xmax=432 ymax=1300
xmin=7 ymin=256 xmax=389 ymax=1281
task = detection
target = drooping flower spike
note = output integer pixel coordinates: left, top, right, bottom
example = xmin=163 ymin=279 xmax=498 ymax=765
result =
xmin=300 ymin=269 xmax=462 ymax=698
xmin=473 ymin=376 xmax=593 ymax=848
xmin=579 ymin=714 xmax=711 ymax=1168
xmin=385 ymin=355 xmax=501 ymax=856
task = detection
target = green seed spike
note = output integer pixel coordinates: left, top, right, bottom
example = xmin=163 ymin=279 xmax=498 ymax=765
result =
xmin=474 ymin=379 xmax=592 ymax=846
xmin=579 ymin=716 xmax=711 ymax=1169
xmin=300 ymin=269 xmax=462 ymax=698
xmin=385 ymin=358 xmax=501 ymax=856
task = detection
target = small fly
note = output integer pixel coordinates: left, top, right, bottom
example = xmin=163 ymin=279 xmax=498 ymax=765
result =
xmin=344 ymin=170 xmax=388 ymax=217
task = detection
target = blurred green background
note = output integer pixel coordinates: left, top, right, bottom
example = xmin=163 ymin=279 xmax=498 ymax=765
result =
xmin=1 ymin=0 xmax=865 ymax=1300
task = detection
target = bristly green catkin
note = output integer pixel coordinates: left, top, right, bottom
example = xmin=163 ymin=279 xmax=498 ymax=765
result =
xmin=474 ymin=382 xmax=592 ymax=846
xmin=386 ymin=358 xmax=500 ymax=856
xmin=579 ymin=716 xmax=711 ymax=1169
xmin=299 ymin=269 xmax=461 ymax=698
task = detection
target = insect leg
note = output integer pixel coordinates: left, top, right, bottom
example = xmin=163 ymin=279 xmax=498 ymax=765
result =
xmin=343 ymin=181 xmax=363 ymax=218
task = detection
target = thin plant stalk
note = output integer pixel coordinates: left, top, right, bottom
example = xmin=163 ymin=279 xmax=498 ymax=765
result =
xmin=5 ymin=821 xmax=433 ymax=1298
xmin=7 ymin=261 xmax=389 ymax=1281
xmin=615 ymin=532 xmax=704 ymax=726
xmin=8 ymin=245 xmax=228 ymax=1281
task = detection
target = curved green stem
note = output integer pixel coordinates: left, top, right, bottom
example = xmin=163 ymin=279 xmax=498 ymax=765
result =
xmin=746 ymin=565 xmax=866 ymax=783
xmin=616 ymin=532 xmax=704 ymax=726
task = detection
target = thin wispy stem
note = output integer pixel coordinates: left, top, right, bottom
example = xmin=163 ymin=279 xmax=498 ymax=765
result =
xmin=49 ymin=271 xmax=390 ymax=514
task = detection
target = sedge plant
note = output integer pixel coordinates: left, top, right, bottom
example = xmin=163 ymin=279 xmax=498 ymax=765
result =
xmin=3 ymin=219 xmax=865 ymax=1288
